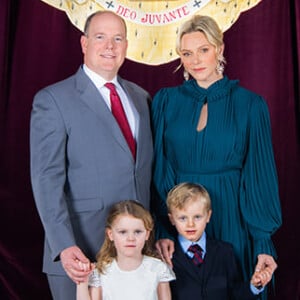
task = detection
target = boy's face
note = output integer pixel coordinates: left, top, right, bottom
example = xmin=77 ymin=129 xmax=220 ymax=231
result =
xmin=168 ymin=198 xmax=212 ymax=242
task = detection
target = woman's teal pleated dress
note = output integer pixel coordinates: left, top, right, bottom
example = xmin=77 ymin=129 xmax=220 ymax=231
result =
xmin=151 ymin=76 xmax=282 ymax=299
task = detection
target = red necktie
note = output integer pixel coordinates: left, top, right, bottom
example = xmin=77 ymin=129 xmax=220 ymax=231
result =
xmin=188 ymin=244 xmax=204 ymax=266
xmin=105 ymin=82 xmax=136 ymax=160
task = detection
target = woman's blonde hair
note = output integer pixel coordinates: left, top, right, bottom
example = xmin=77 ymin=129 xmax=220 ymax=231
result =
xmin=96 ymin=200 xmax=158 ymax=273
xmin=175 ymin=15 xmax=226 ymax=75
xmin=176 ymin=15 xmax=224 ymax=54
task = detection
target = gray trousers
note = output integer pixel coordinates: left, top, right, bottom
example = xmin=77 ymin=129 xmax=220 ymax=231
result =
xmin=47 ymin=274 xmax=76 ymax=300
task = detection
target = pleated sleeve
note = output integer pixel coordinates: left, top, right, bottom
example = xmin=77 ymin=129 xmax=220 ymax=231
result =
xmin=151 ymin=89 xmax=176 ymax=239
xmin=239 ymin=96 xmax=282 ymax=261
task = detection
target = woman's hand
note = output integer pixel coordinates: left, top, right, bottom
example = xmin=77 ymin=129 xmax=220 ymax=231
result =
xmin=155 ymin=239 xmax=175 ymax=267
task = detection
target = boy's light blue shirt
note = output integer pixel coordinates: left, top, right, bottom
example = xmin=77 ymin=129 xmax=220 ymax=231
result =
xmin=178 ymin=231 xmax=206 ymax=259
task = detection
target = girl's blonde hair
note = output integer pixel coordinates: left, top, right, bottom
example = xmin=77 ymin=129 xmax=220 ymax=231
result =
xmin=96 ymin=200 xmax=158 ymax=273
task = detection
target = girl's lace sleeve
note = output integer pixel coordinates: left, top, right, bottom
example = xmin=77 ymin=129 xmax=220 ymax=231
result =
xmin=88 ymin=269 xmax=102 ymax=288
xmin=158 ymin=261 xmax=176 ymax=282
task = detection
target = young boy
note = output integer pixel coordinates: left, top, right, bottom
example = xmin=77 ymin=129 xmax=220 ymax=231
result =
xmin=167 ymin=182 xmax=270 ymax=300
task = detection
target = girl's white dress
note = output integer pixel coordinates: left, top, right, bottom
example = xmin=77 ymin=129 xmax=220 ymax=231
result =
xmin=88 ymin=255 xmax=175 ymax=300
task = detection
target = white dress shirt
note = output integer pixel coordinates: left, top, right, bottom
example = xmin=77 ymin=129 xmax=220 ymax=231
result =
xmin=82 ymin=64 xmax=138 ymax=139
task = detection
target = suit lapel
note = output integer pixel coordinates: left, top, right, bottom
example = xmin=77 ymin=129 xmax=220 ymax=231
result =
xmin=118 ymin=76 xmax=142 ymax=115
xmin=173 ymin=239 xmax=220 ymax=283
xmin=75 ymin=68 xmax=134 ymax=160
xmin=173 ymin=242 xmax=204 ymax=283
xmin=118 ymin=76 xmax=148 ymax=165
xmin=201 ymin=237 xmax=215 ymax=278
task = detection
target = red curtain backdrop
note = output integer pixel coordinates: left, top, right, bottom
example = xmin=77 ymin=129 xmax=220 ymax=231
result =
xmin=0 ymin=0 xmax=299 ymax=299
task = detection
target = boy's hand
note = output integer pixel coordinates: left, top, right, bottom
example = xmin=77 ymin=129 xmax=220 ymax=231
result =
xmin=251 ymin=266 xmax=274 ymax=288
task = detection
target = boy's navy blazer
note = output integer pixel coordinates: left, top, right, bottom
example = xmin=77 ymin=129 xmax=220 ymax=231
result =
xmin=171 ymin=236 xmax=259 ymax=300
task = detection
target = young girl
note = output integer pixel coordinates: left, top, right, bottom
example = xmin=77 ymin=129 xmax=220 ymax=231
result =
xmin=76 ymin=200 xmax=175 ymax=300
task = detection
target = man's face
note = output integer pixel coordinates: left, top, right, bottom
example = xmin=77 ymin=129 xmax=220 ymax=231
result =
xmin=81 ymin=12 xmax=128 ymax=81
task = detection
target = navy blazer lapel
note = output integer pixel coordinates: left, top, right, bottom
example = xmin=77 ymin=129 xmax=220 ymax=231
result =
xmin=75 ymin=68 xmax=134 ymax=160
xmin=201 ymin=236 xmax=217 ymax=279
xmin=173 ymin=242 xmax=203 ymax=283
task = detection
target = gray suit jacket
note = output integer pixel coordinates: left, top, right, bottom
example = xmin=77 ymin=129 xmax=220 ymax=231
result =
xmin=30 ymin=67 xmax=153 ymax=275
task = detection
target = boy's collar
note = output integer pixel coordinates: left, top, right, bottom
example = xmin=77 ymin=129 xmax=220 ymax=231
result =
xmin=178 ymin=231 xmax=207 ymax=254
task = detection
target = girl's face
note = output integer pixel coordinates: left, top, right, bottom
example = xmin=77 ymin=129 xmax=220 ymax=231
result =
xmin=179 ymin=31 xmax=223 ymax=88
xmin=107 ymin=214 xmax=150 ymax=258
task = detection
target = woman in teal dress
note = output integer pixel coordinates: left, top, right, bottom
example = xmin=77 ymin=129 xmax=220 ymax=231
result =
xmin=151 ymin=15 xmax=282 ymax=299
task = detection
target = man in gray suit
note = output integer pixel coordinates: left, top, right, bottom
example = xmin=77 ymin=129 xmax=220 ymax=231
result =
xmin=30 ymin=11 xmax=153 ymax=299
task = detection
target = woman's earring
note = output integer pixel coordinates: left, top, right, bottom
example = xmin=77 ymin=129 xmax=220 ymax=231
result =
xmin=183 ymin=69 xmax=189 ymax=81
xmin=216 ymin=55 xmax=225 ymax=75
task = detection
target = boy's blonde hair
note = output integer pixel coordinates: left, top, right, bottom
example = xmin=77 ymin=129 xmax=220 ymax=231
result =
xmin=167 ymin=182 xmax=211 ymax=212
xmin=96 ymin=200 xmax=158 ymax=273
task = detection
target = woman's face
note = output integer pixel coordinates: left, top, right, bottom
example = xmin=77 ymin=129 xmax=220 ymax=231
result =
xmin=179 ymin=31 xmax=223 ymax=88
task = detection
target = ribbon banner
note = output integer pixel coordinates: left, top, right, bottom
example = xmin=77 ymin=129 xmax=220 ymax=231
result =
xmin=41 ymin=0 xmax=261 ymax=65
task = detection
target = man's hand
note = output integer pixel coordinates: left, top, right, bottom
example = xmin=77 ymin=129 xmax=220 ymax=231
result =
xmin=60 ymin=246 xmax=92 ymax=284
xmin=155 ymin=239 xmax=175 ymax=267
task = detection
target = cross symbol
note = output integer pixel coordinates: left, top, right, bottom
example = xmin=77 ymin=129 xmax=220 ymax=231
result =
xmin=193 ymin=0 xmax=202 ymax=8
xmin=105 ymin=1 xmax=114 ymax=9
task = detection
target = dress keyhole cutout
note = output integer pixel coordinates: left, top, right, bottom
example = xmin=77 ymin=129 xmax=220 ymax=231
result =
xmin=197 ymin=103 xmax=208 ymax=131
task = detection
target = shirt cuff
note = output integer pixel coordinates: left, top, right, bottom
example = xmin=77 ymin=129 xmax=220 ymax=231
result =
xmin=250 ymin=283 xmax=264 ymax=295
